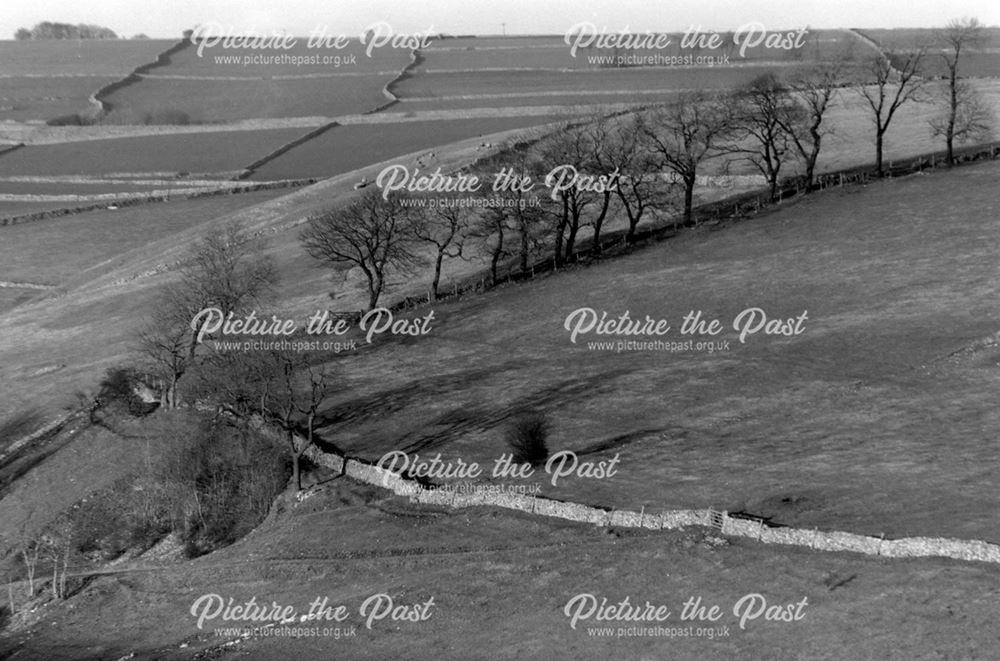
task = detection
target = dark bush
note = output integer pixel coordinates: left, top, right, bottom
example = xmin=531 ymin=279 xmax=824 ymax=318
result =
xmin=95 ymin=366 xmax=158 ymax=417
xmin=54 ymin=410 xmax=288 ymax=564
xmin=46 ymin=113 xmax=85 ymax=126
xmin=506 ymin=412 xmax=549 ymax=466
xmin=141 ymin=109 xmax=191 ymax=125
xmin=155 ymin=417 xmax=288 ymax=557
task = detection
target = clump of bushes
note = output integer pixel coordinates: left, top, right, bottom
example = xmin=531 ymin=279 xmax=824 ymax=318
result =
xmin=141 ymin=109 xmax=191 ymax=125
xmin=55 ymin=410 xmax=289 ymax=564
xmin=46 ymin=112 xmax=100 ymax=127
xmin=158 ymin=417 xmax=288 ymax=557
xmin=506 ymin=412 xmax=549 ymax=466
xmin=95 ymin=366 xmax=159 ymax=417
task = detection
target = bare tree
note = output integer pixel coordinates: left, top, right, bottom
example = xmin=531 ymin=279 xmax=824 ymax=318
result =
xmin=931 ymin=18 xmax=993 ymax=164
xmin=411 ymin=195 xmax=473 ymax=300
xmin=643 ymin=92 xmax=736 ymax=225
xmin=579 ymin=116 xmax=623 ymax=255
xmin=468 ymin=204 xmax=516 ymax=286
xmin=780 ymin=61 xmax=844 ymax=189
xmin=483 ymin=148 xmax=548 ymax=271
xmin=258 ymin=353 xmax=333 ymax=491
xmin=731 ymin=72 xmax=805 ymax=201
xmin=598 ymin=113 xmax=674 ymax=243
xmin=537 ymin=127 xmax=615 ymax=266
xmin=855 ymin=47 xmax=927 ymax=176
xmin=20 ymin=540 xmax=39 ymax=597
xmin=138 ymin=222 xmax=277 ymax=408
xmin=300 ymin=189 xmax=420 ymax=310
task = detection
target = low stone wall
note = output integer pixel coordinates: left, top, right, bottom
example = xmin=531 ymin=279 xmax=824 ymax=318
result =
xmin=299 ymin=437 xmax=1000 ymax=565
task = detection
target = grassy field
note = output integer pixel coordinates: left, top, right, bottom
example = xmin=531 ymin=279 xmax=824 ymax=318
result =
xmin=0 ymin=76 xmax=115 ymax=122
xmin=2 ymin=468 xmax=1000 ymax=660
xmin=0 ymin=188 xmax=295 ymax=287
xmin=161 ymin=38 xmax=412 ymax=75
xmin=390 ymin=67 xmax=784 ymax=100
xmin=0 ymin=127 xmax=310 ymax=177
xmin=388 ymin=94 xmax=684 ymax=111
xmin=0 ymin=40 xmax=173 ymax=123
xmin=421 ymin=30 xmax=858 ymax=70
xmin=0 ymin=40 xmax=173 ymax=76
xmin=100 ymin=75 xmax=398 ymax=124
xmin=1 ymin=28 xmax=999 ymax=660
xmin=0 ymin=180 xmax=175 ymax=196
xmin=856 ymin=27 xmax=1000 ymax=78
xmin=249 ymin=115 xmax=571 ymax=180
xmin=297 ymin=159 xmax=1000 ymax=545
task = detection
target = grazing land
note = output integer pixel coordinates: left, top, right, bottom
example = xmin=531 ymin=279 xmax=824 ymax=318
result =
xmin=0 ymin=128 xmax=310 ymax=177
xmin=307 ymin=160 xmax=1000 ymax=544
xmin=4 ymin=479 xmax=1000 ymax=661
xmin=0 ymin=188 xmax=295 ymax=287
xmin=856 ymin=27 xmax=1000 ymax=78
xmin=249 ymin=115 xmax=572 ymax=180
xmin=160 ymin=38 xmax=412 ymax=75
xmin=1 ymin=26 xmax=999 ymax=661
xmin=0 ymin=76 xmax=115 ymax=122
xmin=389 ymin=67 xmax=789 ymax=102
xmin=0 ymin=39 xmax=173 ymax=122
xmin=100 ymin=75 xmax=398 ymax=123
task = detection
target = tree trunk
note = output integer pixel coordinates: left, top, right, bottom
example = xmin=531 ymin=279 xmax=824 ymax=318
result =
xmin=564 ymin=213 xmax=580 ymax=262
xmin=683 ymin=177 xmax=695 ymax=225
xmin=431 ymin=252 xmax=444 ymax=300
xmin=875 ymin=131 xmax=885 ymax=177
xmin=367 ymin=274 xmax=382 ymax=311
xmin=591 ymin=193 xmax=611 ymax=256
xmin=553 ymin=196 xmax=569 ymax=268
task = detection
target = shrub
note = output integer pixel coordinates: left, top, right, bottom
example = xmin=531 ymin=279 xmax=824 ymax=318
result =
xmin=152 ymin=417 xmax=288 ymax=557
xmin=95 ymin=366 xmax=158 ymax=417
xmin=141 ymin=109 xmax=191 ymax=125
xmin=52 ymin=410 xmax=288 ymax=565
xmin=506 ymin=412 xmax=549 ymax=466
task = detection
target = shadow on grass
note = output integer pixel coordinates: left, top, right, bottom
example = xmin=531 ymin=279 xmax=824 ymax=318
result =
xmin=0 ymin=408 xmax=45 ymax=454
xmin=315 ymin=365 xmax=635 ymax=457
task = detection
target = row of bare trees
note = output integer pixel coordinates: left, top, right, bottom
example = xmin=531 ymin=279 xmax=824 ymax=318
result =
xmin=121 ymin=18 xmax=991 ymax=500
xmin=298 ymin=19 xmax=992 ymax=311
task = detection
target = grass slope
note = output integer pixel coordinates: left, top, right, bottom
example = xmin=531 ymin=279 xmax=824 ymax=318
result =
xmin=313 ymin=159 xmax=1000 ymax=543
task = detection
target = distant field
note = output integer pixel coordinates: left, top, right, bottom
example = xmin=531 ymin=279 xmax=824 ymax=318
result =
xmin=858 ymin=27 xmax=1000 ymax=50
xmin=0 ymin=200 xmax=91 ymax=217
xmin=857 ymin=28 xmax=1000 ymax=78
xmin=249 ymin=115 xmax=571 ymax=180
xmin=423 ymin=30 xmax=858 ymax=70
xmin=101 ymin=75 xmax=398 ymax=123
xmin=0 ymin=39 xmax=173 ymax=123
xmin=0 ymin=127 xmax=309 ymax=177
xmin=0 ymin=39 xmax=173 ymax=76
xmin=390 ymin=67 xmax=789 ymax=101
xmin=0 ymin=75 xmax=116 ymax=122
xmin=390 ymin=94 xmax=682 ymax=111
xmin=0 ymin=180 xmax=168 ymax=196
xmin=0 ymin=187 xmax=294 ymax=287
xmin=163 ymin=38 xmax=411 ymax=75
xmin=98 ymin=39 xmax=412 ymax=124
